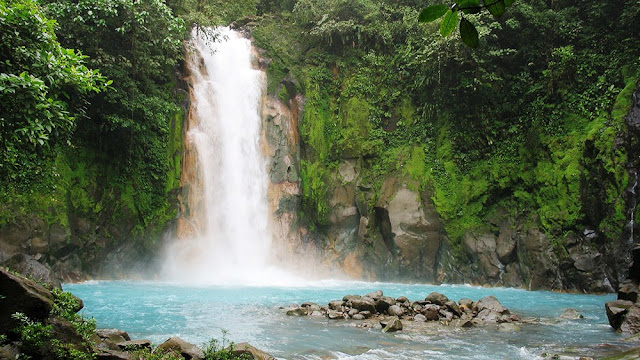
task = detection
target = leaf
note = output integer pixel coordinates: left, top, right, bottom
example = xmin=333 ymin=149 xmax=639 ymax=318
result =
xmin=486 ymin=0 xmax=506 ymax=17
xmin=460 ymin=18 xmax=479 ymax=48
xmin=418 ymin=4 xmax=448 ymax=23
xmin=440 ymin=10 xmax=459 ymax=37
xmin=459 ymin=0 xmax=481 ymax=14
xmin=504 ymin=0 xmax=515 ymax=6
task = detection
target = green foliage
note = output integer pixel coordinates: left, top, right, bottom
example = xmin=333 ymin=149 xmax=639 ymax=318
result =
xmin=202 ymin=330 xmax=252 ymax=360
xmin=12 ymin=312 xmax=52 ymax=352
xmin=0 ymin=0 xmax=107 ymax=184
xmin=129 ymin=347 xmax=184 ymax=360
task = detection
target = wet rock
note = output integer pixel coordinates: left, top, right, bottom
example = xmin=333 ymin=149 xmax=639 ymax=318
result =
xmin=365 ymin=290 xmax=383 ymax=300
xmin=606 ymin=300 xmax=634 ymax=330
xmin=458 ymin=298 xmax=473 ymax=307
xmin=286 ymin=307 xmax=307 ymax=316
xmin=157 ymin=337 xmax=204 ymax=360
xmin=425 ymin=292 xmax=449 ymax=305
xmin=381 ymin=316 xmax=403 ymax=332
xmin=96 ymin=329 xmax=131 ymax=350
xmin=387 ymin=305 xmax=404 ymax=317
xmin=439 ymin=309 xmax=454 ymax=321
xmin=422 ymin=304 xmax=440 ymax=321
xmin=232 ymin=342 xmax=276 ymax=360
xmin=46 ymin=316 xmax=93 ymax=356
xmin=352 ymin=314 xmax=365 ymax=320
xmin=375 ymin=296 xmax=396 ymax=313
xmin=0 ymin=267 xmax=54 ymax=333
xmin=350 ymin=297 xmax=376 ymax=313
xmin=328 ymin=300 xmax=344 ymax=310
xmin=414 ymin=314 xmax=427 ymax=322
xmin=559 ymin=308 xmax=584 ymax=320
xmin=348 ymin=308 xmax=359 ymax=317
xmin=0 ymin=344 xmax=20 ymax=360
xmin=396 ymin=296 xmax=409 ymax=303
xmin=475 ymin=296 xmax=507 ymax=314
xmin=359 ymin=311 xmax=372 ymax=319
xmin=445 ymin=301 xmax=462 ymax=317
xmin=621 ymin=305 xmax=640 ymax=334
xmin=342 ymin=295 xmax=361 ymax=303
xmin=328 ymin=310 xmax=342 ymax=319
xmin=498 ymin=322 xmax=520 ymax=332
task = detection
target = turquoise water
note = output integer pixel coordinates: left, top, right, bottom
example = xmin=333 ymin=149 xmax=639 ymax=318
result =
xmin=65 ymin=280 xmax=631 ymax=359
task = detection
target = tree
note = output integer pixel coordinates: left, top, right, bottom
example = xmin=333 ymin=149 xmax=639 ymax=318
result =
xmin=0 ymin=0 xmax=107 ymax=183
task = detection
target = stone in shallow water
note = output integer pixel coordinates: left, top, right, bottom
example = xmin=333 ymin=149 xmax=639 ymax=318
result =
xmin=381 ymin=316 xmax=403 ymax=332
xmin=365 ymin=290 xmax=384 ymax=300
xmin=559 ymin=308 xmax=584 ymax=320
xmin=414 ymin=314 xmax=427 ymax=322
xmin=425 ymin=292 xmax=449 ymax=306
xmin=387 ymin=304 xmax=404 ymax=317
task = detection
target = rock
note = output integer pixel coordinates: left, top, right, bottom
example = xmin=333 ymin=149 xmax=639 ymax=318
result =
xmin=606 ymin=300 xmax=634 ymax=331
xmin=45 ymin=316 xmax=93 ymax=356
xmin=352 ymin=314 xmax=365 ymax=320
xmin=342 ymin=295 xmax=361 ymax=302
xmin=414 ymin=314 xmax=427 ymax=322
xmin=350 ymin=297 xmax=376 ymax=313
xmin=232 ymin=342 xmax=276 ymax=360
xmin=445 ymin=300 xmax=462 ymax=317
xmin=301 ymin=301 xmax=319 ymax=308
xmin=621 ymin=305 xmax=640 ymax=334
xmin=439 ymin=309 xmax=454 ymax=321
xmin=381 ymin=316 xmax=403 ymax=332
xmin=619 ymin=281 xmax=639 ymax=303
xmin=421 ymin=304 xmax=440 ymax=321
xmin=425 ymin=292 xmax=449 ymax=305
xmin=96 ymin=349 xmax=133 ymax=360
xmin=156 ymin=337 xmax=204 ymax=360
xmin=498 ymin=322 xmax=520 ymax=332
xmin=375 ymin=296 xmax=396 ymax=313
xmin=387 ymin=305 xmax=404 ymax=317
xmin=458 ymin=298 xmax=474 ymax=307
xmin=328 ymin=300 xmax=344 ymax=310
xmin=286 ymin=307 xmax=307 ymax=316
xmin=2 ymin=254 xmax=62 ymax=289
xmin=476 ymin=308 xmax=500 ymax=323
xmin=328 ymin=310 xmax=342 ymax=319
xmin=0 ymin=267 xmax=54 ymax=334
xmin=96 ymin=329 xmax=131 ymax=350
xmin=0 ymin=344 xmax=20 ymax=360
xmin=310 ymin=310 xmax=324 ymax=317
xmin=348 ymin=308 xmax=359 ymax=317
xmin=117 ymin=340 xmax=152 ymax=351
xmin=559 ymin=308 xmax=584 ymax=320
xmin=475 ymin=296 xmax=507 ymax=314
xmin=359 ymin=311 xmax=372 ymax=319
xmin=365 ymin=290 xmax=384 ymax=300
xmin=396 ymin=296 xmax=409 ymax=303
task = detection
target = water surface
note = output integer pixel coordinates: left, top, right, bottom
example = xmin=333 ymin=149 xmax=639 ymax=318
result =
xmin=66 ymin=280 xmax=630 ymax=359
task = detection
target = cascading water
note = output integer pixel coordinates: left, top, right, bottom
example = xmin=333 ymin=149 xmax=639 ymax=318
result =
xmin=161 ymin=27 xmax=299 ymax=285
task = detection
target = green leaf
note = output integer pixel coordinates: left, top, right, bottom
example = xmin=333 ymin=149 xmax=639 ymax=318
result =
xmin=504 ymin=0 xmax=515 ymax=6
xmin=486 ymin=0 xmax=506 ymax=17
xmin=418 ymin=4 xmax=448 ymax=23
xmin=460 ymin=18 xmax=479 ymax=48
xmin=459 ymin=0 xmax=481 ymax=14
xmin=440 ymin=10 xmax=459 ymax=37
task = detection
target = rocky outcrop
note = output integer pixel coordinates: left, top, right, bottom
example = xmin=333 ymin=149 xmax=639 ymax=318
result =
xmin=285 ymin=290 xmax=520 ymax=330
xmin=607 ymin=246 xmax=640 ymax=333
xmin=0 ymin=267 xmax=54 ymax=333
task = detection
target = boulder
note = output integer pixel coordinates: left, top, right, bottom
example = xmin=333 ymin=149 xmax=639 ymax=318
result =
xmin=96 ymin=329 xmax=131 ymax=351
xmin=621 ymin=305 xmax=640 ymax=334
xmin=445 ymin=301 xmax=462 ymax=317
xmin=352 ymin=314 xmax=365 ymax=320
xmin=350 ymin=297 xmax=376 ymax=313
xmin=606 ymin=300 xmax=634 ymax=330
xmin=0 ymin=267 xmax=54 ymax=334
xmin=328 ymin=300 xmax=344 ymax=310
xmin=96 ymin=349 xmax=133 ymax=360
xmin=498 ymin=323 xmax=520 ymax=332
xmin=458 ymin=298 xmax=474 ymax=307
xmin=425 ymin=292 xmax=449 ymax=305
xmin=413 ymin=314 xmax=427 ymax=322
xmin=476 ymin=309 xmax=500 ymax=323
xmin=559 ymin=308 xmax=584 ymax=320
xmin=286 ymin=307 xmax=307 ymax=316
xmin=396 ymin=296 xmax=409 ymax=303
xmin=232 ymin=342 xmax=276 ymax=360
xmin=421 ymin=304 xmax=440 ymax=321
xmin=381 ymin=316 xmax=403 ymax=332
xmin=387 ymin=305 xmax=404 ymax=317
xmin=328 ymin=310 xmax=342 ymax=319
xmin=2 ymin=254 xmax=62 ymax=289
xmin=156 ymin=337 xmax=204 ymax=360
xmin=365 ymin=290 xmax=384 ymax=300
xmin=44 ymin=316 xmax=93 ymax=356
xmin=342 ymin=295 xmax=361 ymax=303
xmin=359 ymin=311 xmax=372 ymax=319
xmin=475 ymin=296 xmax=507 ymax=314
xmin=375 ymin=296 xmax=396 ymax=313
xmin=619 ymin=281 xmax=639 ymax=303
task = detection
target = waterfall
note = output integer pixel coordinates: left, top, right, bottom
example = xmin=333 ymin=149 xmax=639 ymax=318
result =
xmin=628 ymin=170 xmax=638 ymax=245
xmin=161 ymin=27 xmax=299 ymax=285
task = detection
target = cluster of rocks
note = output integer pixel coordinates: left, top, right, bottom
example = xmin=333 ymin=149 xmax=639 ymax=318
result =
xmin=285 ymin=290 xmax=520 ymax=331
xmin=0 ymin=267 xmax=273 ymax=360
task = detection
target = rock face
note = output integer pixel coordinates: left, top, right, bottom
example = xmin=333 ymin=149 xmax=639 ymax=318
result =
xmin=607 ymin=246 xmax=640 ymax=333
xmin=0 ymin=267 xmax=54 ymax=333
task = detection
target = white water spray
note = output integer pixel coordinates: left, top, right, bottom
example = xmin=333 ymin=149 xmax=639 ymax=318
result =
xmin=162 ymin=27 xmax=300 ymax=285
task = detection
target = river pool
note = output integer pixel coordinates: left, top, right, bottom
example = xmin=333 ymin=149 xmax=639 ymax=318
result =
xmin=65 ymin=280 xmax=632 ymax=359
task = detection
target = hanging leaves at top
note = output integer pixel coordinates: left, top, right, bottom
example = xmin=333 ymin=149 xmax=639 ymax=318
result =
xmin=418 ymin=0 xmax=515 ymax=47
